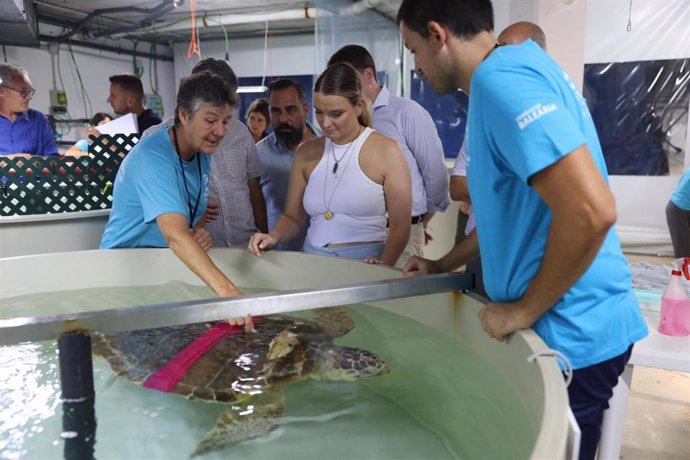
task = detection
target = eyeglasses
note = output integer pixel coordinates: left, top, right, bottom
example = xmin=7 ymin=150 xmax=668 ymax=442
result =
xmin=1 ymin=84 xmax=36 ymax=98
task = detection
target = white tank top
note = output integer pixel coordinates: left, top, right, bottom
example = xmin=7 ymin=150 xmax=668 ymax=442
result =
xmin=303 ymin=127 xmax=386 ymax=247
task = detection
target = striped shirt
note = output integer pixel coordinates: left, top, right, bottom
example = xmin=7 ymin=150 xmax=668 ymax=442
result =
xmin=206 ymin=117 xmax=264 ymax=247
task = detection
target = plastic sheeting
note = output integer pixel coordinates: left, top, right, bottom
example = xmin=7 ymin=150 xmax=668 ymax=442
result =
xmin=584 ymin=59 xmax=689 ymax=176
xmin=314 ymin=0 xmax=401 ymax=97
xmin=584 ymin=0 xmax=690 ymax=254
xmin=583 ymin=0 xmax=690 ymax=175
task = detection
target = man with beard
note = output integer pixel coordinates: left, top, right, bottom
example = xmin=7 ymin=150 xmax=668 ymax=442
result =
xmin=256 ymin=78 xmax=321 ymax=251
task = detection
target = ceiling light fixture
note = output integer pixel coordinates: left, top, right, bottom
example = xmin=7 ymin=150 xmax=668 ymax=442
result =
xmin=236 ymin=85 xmax=268 ymax=93
xmin=151 ymin=7 xmax=317 ymax=32
xmin=237 ymin=20 xmax=270 ymax=94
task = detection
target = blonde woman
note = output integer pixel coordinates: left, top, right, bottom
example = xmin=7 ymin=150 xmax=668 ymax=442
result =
xmin=248 ymin=62 xmax=411 ymax=266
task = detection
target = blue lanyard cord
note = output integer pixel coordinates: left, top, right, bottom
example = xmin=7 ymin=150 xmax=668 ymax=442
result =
xmin=172 ymin=126 xmax=202 ymax=229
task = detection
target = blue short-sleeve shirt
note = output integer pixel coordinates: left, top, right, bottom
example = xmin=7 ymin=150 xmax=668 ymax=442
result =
xmin=100 ymin=126 xmax=211 ymax=249
xmin=467 ymin=40 xmax=647 ymax=369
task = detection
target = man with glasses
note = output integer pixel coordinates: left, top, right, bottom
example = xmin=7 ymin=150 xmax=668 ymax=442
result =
xmin=0 ymin=64 xmax=58 ymax=158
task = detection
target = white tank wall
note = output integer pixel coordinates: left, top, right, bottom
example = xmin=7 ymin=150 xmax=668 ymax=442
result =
xmin=0 ymin=211 xmax=109 ymax=259
xmin=0 ymin=248 xmax=570 ymax=458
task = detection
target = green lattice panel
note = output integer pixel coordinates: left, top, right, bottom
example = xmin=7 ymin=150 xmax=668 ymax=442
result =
xmin=0 ymin=134 xmax=139 ymax=216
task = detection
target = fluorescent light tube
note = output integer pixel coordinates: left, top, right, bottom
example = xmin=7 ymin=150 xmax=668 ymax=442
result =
xmin=236 ymin=85 xmax=268 ymax=93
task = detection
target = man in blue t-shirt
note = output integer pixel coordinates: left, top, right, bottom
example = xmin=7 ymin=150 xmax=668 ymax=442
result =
xmin=100 ymin=72 xmax=252 ymax=331
xmin=397 ymin=1 xmax=648 ymax=459
xmin=0 ymin=64 xmax=58 ymax=158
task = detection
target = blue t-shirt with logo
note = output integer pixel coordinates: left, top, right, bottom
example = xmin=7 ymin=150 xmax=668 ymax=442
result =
xmin=466 ymin=40 xmax=647 ymax=369
xmin=100 ymin=126 xmax=211 ymax=249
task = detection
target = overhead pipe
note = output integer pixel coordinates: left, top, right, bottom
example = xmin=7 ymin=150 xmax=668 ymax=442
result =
xmin=37 ymin=35 xmax=174 ymax=62
xmin=39 ymin=0 xmax=183 ymax=42
xmin=91 ymin=0 xmax=184 ymax=39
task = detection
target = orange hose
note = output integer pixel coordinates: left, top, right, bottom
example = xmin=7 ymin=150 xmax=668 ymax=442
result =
xmin=187 ymin=0 xmax=201 ymax=59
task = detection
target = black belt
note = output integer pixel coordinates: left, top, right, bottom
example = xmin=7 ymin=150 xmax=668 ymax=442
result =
xmin=387 ymin=215 xmax=424 ymax=227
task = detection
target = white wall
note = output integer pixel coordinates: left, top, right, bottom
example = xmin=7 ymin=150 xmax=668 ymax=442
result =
xmin=586 ymin=0 xmax=690 ymax=63
xmin=2 ymin=42 xmax=176 ymax=142
xmin=536 ymin=0 xmax=588 ymax=91
xmin=173 ymin=34 xmax=316 ymax=84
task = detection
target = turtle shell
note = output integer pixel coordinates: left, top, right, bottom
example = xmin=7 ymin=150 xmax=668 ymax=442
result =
xmin=91 ymin=315 xmax=333 ymax=403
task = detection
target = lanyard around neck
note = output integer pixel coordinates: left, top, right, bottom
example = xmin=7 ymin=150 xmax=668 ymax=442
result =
xmin=172 ymin=126 xmax=202 ymax=229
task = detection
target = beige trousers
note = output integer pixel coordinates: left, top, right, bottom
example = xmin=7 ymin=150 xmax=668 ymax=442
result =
xmin=393 ymin=222 xmax=425 ymax=269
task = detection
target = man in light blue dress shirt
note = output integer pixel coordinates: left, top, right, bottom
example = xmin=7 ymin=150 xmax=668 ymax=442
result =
xmin=256 ymin=79 xmax=321 ymax=251
xmin=328 ymin=45 xmax=450 ymax=268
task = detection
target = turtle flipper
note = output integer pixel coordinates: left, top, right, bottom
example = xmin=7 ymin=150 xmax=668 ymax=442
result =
xmin=313 ymin=306 xmax=354 ymax=338
xmin=191 ymin=390 xmax=284 ymax=457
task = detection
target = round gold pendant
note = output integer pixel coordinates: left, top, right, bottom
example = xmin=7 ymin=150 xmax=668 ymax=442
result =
xmin=324 ymin=210 xmax=333 ymax=220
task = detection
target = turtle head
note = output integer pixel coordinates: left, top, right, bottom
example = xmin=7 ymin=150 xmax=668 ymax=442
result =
xmin=312 ymin=346 xmax=389 ymax=381
xmin=267 ymin=330 xmax=300 ymax=360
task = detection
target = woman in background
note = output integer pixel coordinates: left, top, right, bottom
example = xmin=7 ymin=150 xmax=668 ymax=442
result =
xmin=64 ymin=112 xmax=112 ymax=157
xmin=245 ymin=98 xmax=270 ymax=144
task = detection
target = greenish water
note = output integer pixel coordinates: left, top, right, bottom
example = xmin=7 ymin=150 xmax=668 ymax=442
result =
xmin=0 ymin=282 xmax=535 ymax=460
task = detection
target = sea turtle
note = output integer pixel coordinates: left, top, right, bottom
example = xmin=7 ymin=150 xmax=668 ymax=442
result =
xmin=90 ymin=307 xmax=389 ymax=456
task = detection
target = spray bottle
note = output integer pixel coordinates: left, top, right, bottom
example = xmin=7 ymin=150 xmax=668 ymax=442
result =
xmin=658 ymin=267 xmax=690 ymax=336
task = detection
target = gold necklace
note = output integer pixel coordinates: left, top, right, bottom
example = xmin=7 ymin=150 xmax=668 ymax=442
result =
xmin=323 ymin=127 xmax=363 ymax=220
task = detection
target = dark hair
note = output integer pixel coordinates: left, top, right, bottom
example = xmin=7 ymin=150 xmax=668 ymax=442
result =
xmin=314 ymin=62 xmax=372 ymax=128
xmin=174 ymin=72 xmax=232 ymax=125
xmin=109 ymin=73 xmax=144 ymax=100
xmin=245 ymin=98 xmax=270 ymax=122
xmin=191 ymin=58 xmax=239 ymax=106
xmin=267 ymin=78 xmax=307 ymax=105
xmin=327 ymin=44 xmax=378 ymax=83
xmin=397 ymin=0 xmax=494 ymax=39
xmin=89 ymin=112 xmax=112 ymax=126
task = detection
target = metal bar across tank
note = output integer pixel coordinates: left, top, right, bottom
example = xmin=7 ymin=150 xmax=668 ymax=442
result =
xmin=0 ymin=271 xmax=474 ymax=347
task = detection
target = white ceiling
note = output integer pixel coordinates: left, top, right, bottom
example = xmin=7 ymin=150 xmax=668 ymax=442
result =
xmin=31 ymin=0 xmax=401 ymax=44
